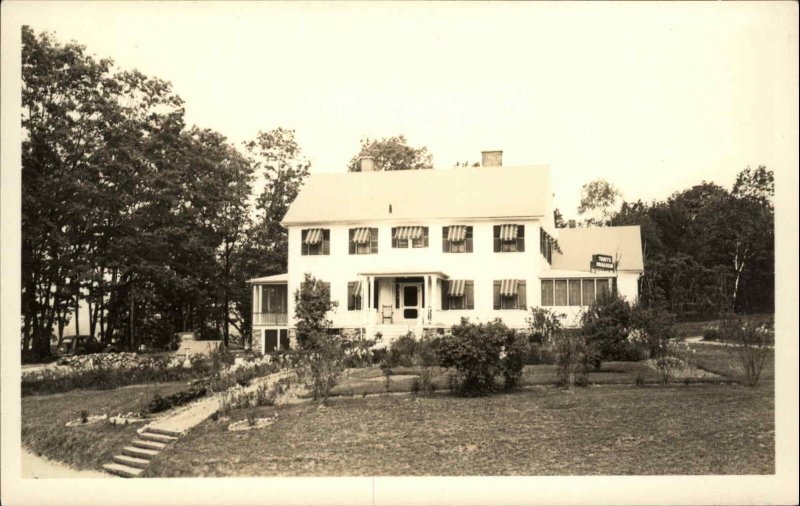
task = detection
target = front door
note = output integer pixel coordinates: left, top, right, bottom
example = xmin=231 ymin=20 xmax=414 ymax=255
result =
xmin=399 ymin=283 xmax=422 ymax=322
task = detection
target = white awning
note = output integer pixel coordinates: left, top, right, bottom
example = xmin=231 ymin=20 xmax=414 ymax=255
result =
xmin=499 ymin=279 xmax=519 ymax=296
xmin=351 ymin=228 xmax=371 ymax=244
xmin=394 ymin=226 xmax=424 ymax=240
xmin=499 ymin=224 xmax=518 ymax=241
xmin=447 ymin=225 xmax=467 ymax=242
xmin=303 ymin=228 xmax=324 ymax=245
xmin=351 ymin=280 xmax=363 ymax=297
xmin=447 ymin=279 xmax=466 ymax=297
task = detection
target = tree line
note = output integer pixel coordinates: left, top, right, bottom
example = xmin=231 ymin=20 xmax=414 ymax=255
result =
xmin=21 ymin=27 xmax=309 ymax=357
xmin=558 ymin=168 xmax=774 ymax=318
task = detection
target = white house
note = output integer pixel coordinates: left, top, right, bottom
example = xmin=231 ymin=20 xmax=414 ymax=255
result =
xmin=248 ymin=151 xmax=643 ymax=354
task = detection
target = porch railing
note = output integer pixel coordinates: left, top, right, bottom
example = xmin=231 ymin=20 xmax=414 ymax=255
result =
xmin=253 ymin=312 xmax=288 ymax=326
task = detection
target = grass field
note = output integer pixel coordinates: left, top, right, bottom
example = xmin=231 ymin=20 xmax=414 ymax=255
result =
xmin=21 ymin=381 xmax=190 ymax=470
xmin=144 ymin=382 xmax=774 ymax=477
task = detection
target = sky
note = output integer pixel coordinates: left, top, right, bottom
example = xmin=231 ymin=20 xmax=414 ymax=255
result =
xmin=5 ymin=1 xmax=798 ymax=216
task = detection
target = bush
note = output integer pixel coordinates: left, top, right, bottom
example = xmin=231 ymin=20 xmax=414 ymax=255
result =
xmin=294 ymin=273 xmax=338 ymax=349
xmin=387 ymin=332 xmax=417 ymax=367
xmin=702 ymin=329 xmax=721 ymax=341
xmin=552 ymin=332 xmax=588 ymax=388
xmin=342 ymin=332 xmax=381 ymax=368
xmin=296 ymin=330 xmax=346 ymax=404
xmin=525 ymin=343 xmax=557 ymax=365
xmin=581 ymin=293 xmax=635 ymax=364
xmin=499 ymin=332 xmax=528 ymax=390
xmin=145 ymin=384 xmax=208 ymax=414
xmin=526 ymin=307 xmax=566 ymax=345
xmin=631 ymin=304 xmax=677 ymax=359
xmin=438 ymin=318 xmax=517 ymax=396
xmin=724 ymin=315 xmax=772 ymax=386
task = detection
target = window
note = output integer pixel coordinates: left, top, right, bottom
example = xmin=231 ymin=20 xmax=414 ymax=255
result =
xmin=348 ymin=228 xmax=378 ymax=254
xmin=442 ymin=226 xmax=473 ymax=253
xmin=441 ymin=280 xmax=474 ymax=310
xmin=347 ymin=281 xmax=363 ymax=310
xmin=540 ymin=228 xmax=554 ymax=264
xmin=540 ymin=278 xmax=613 ymax=306
xmin=260 ymin=285 xmax=287 ymax=314
xmin=568 ymin=279 xmax=582 ymax=306
xmin=493 ymin=280 xmax=527 ymax=310
xmin=493 ymin=224 xmax=525 ymax=252
xmin=541 ymin=279 xmax=554 ymax=306
xmin=392 ymin=226 xmax=428 ymax=248
xmin=301 ymin=228 xmax=330 ymax=255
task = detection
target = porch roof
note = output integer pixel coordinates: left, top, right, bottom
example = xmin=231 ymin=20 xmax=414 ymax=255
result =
xmin=247 ymin=273 xmax=289 ymax=284
xmin=357 ymin=270 xmax=449 ymax=279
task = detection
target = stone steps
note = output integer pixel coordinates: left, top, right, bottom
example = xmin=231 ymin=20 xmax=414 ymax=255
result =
xmin=103 ymin=427 xmax=177 ymax=478
xmin=102 ymin=462 xmax=144 ymax=478
xmin=122 ymin=446 xmax=160 ymax=459
xmin=131 ymin=439 xmax=167 ymax=451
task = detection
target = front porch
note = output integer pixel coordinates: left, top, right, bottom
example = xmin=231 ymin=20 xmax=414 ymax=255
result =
xmin=354 ymin=271 xmax=448 ymax=337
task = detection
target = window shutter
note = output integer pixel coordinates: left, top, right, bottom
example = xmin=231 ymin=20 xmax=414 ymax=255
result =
xmin=373 ymin=279 xmax=379 ymax=309
xmin=518 ymin=281 xmax=527 ymax=309
xmin=493 ymin=226 xmax=500 ymax=252
xmin=466 ymin=281 xmax=475 ymax=309
xmin=347 ymin=282 xmax=355 ymax=310
xmin=370 ymin=228 xmax=378 ymax=254
xmin=517 ymin=226 xmax=525 ymax=252
xmin=323 ymin=230 xmax=330 ymax=255
xmin=493 ymin=281 xmax=501 ymax=310
xmin=349 ymin=229 xmax=355 ymax=255
xmin=441 ymin=282 xmax=448 ymax=311
xmin=466 ymin=227 xmax=474 ymax=253
xmin=442 ymin=226 xmax=449 ymax=253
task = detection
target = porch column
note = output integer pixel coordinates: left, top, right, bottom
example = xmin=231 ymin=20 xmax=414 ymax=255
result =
xmin=423 ymin=275 xmax=430 ymax=324
xmin=361 ymin=275 xmax=369 ymax=326
xmin=252 ymin=284 xmax=259 ymax=325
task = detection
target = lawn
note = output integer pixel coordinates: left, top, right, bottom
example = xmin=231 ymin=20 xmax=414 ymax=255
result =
xmin=21 ymin=381 xmax=191 ymax=470
xmin=144 ymin=382 xmax=774 ymax=477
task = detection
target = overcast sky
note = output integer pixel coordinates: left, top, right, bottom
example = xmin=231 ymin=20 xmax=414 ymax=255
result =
xmin=7 ymin=1 xmax=798 ymax=216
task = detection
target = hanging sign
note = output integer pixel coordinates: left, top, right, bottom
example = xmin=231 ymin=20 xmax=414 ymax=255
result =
xmin=591 ymin=254 xmax=615 ymax=271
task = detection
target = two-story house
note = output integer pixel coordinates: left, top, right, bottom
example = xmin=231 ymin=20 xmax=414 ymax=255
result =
xmin=248 ymin=151 xmax=643 ymax=353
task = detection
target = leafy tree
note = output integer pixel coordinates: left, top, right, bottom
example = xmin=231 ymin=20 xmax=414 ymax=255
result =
xmin=553 ymin=208 xmax=567 ymax=228
xmin=577 ymin=179 xmax=622 ymax=226
xmin=347 ymin=135 xmax=433 ymax=172
xmin=293 ymin=273 xmax=337 ymax=349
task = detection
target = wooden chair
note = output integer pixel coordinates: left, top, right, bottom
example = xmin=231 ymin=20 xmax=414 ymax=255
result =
xmin=381 ymin=305 xmax=393 ymax=324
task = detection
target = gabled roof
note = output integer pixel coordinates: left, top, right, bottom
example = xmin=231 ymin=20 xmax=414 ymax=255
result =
xmin=282 ymin=165 xmax=552 ymax=225
xmin=552 ymin=226 xmax=644 ymax=272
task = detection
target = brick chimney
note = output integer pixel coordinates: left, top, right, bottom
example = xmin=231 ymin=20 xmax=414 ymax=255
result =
xmin=359 ymin=156 xmax=376 ymax=172
xmin=481 ymin=150 xmax=503 ymax=167
xmin=568 ymin=220 xmax=577 ymax=228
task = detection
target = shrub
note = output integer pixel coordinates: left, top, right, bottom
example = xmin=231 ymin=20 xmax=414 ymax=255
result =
xmin=499 ymin=332 xmax=528 ymax=390
xmin=294 ymin=273 xmax=338 ymax=349
xmin=387 ymin=332 xmax=418 ymax=367
xmin=296 ymin=330 xmax=346 ymax=404
xmin=342 ymin=332 xmax=381 ymax=368
xmin=703 ymin=329 xmax=721 ymax=341
xmin=438 ymin=318 xmax=514 ymax=396
xmin=581 ymin=293 xmax=635 ymax=364
xmin=552 ymin=332 xmax=588 ymax=388
xmin=145 ymin=384 xmax=208 ymax=414
xmin=526 ymin=307 xmax=566 ymax=345
xmin=724 ymin=316 xmax=772 ymax=386
xmin=631 ymin=304 xmax=677 ymax=359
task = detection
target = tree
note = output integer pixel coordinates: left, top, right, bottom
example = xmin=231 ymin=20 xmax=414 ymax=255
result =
xmin=347 ymin=135 xmax=433 ymax=172
xmin=553 ymin=208 xmax=567 ymax=228
xmin=293 ymin=273 xmax=337 ymax=349
xmin=577 ymin=179 xmax=621 ymax=226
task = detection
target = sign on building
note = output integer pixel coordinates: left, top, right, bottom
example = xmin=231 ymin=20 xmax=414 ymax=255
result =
xmin=591 ymin=254 xmax=615 ymax=272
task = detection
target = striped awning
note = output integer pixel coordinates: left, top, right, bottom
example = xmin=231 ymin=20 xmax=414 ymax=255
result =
xmin=499 ymin=279 xmax=519 ymax=296
xmin=499 ymin=224 xmax=519 ymax=241
xmin=303 ymin=228 xmax=324 ymax=245
xmin=394 ymin=226 xmax=424 ymax=240
xmin=447 ymin=279 xmax=466 ymax=297
xmin=352 ymin=228 xmax=371 ymax=244
xmin=447 ymin=225 xmax=467 ymax=242
xmin=351 ymin=280 xmax=363 ymax=297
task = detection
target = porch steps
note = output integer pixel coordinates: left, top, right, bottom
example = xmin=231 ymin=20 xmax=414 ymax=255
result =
xmin=102 ymin=427 xmax=178 ymax=478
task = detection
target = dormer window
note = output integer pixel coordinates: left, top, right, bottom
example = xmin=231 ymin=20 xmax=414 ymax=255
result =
xmin=493 ymin=224 xmax=525 ymax=252
xmin=392 ymin=226 xmax=429 ymax=248
xmin=442 ymin=226 xmax=473 ymax=253
xmin=349 ymin=227 xmax=378 ymax=254
xmin=301 ymin=228 xmax=330 ymax=255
